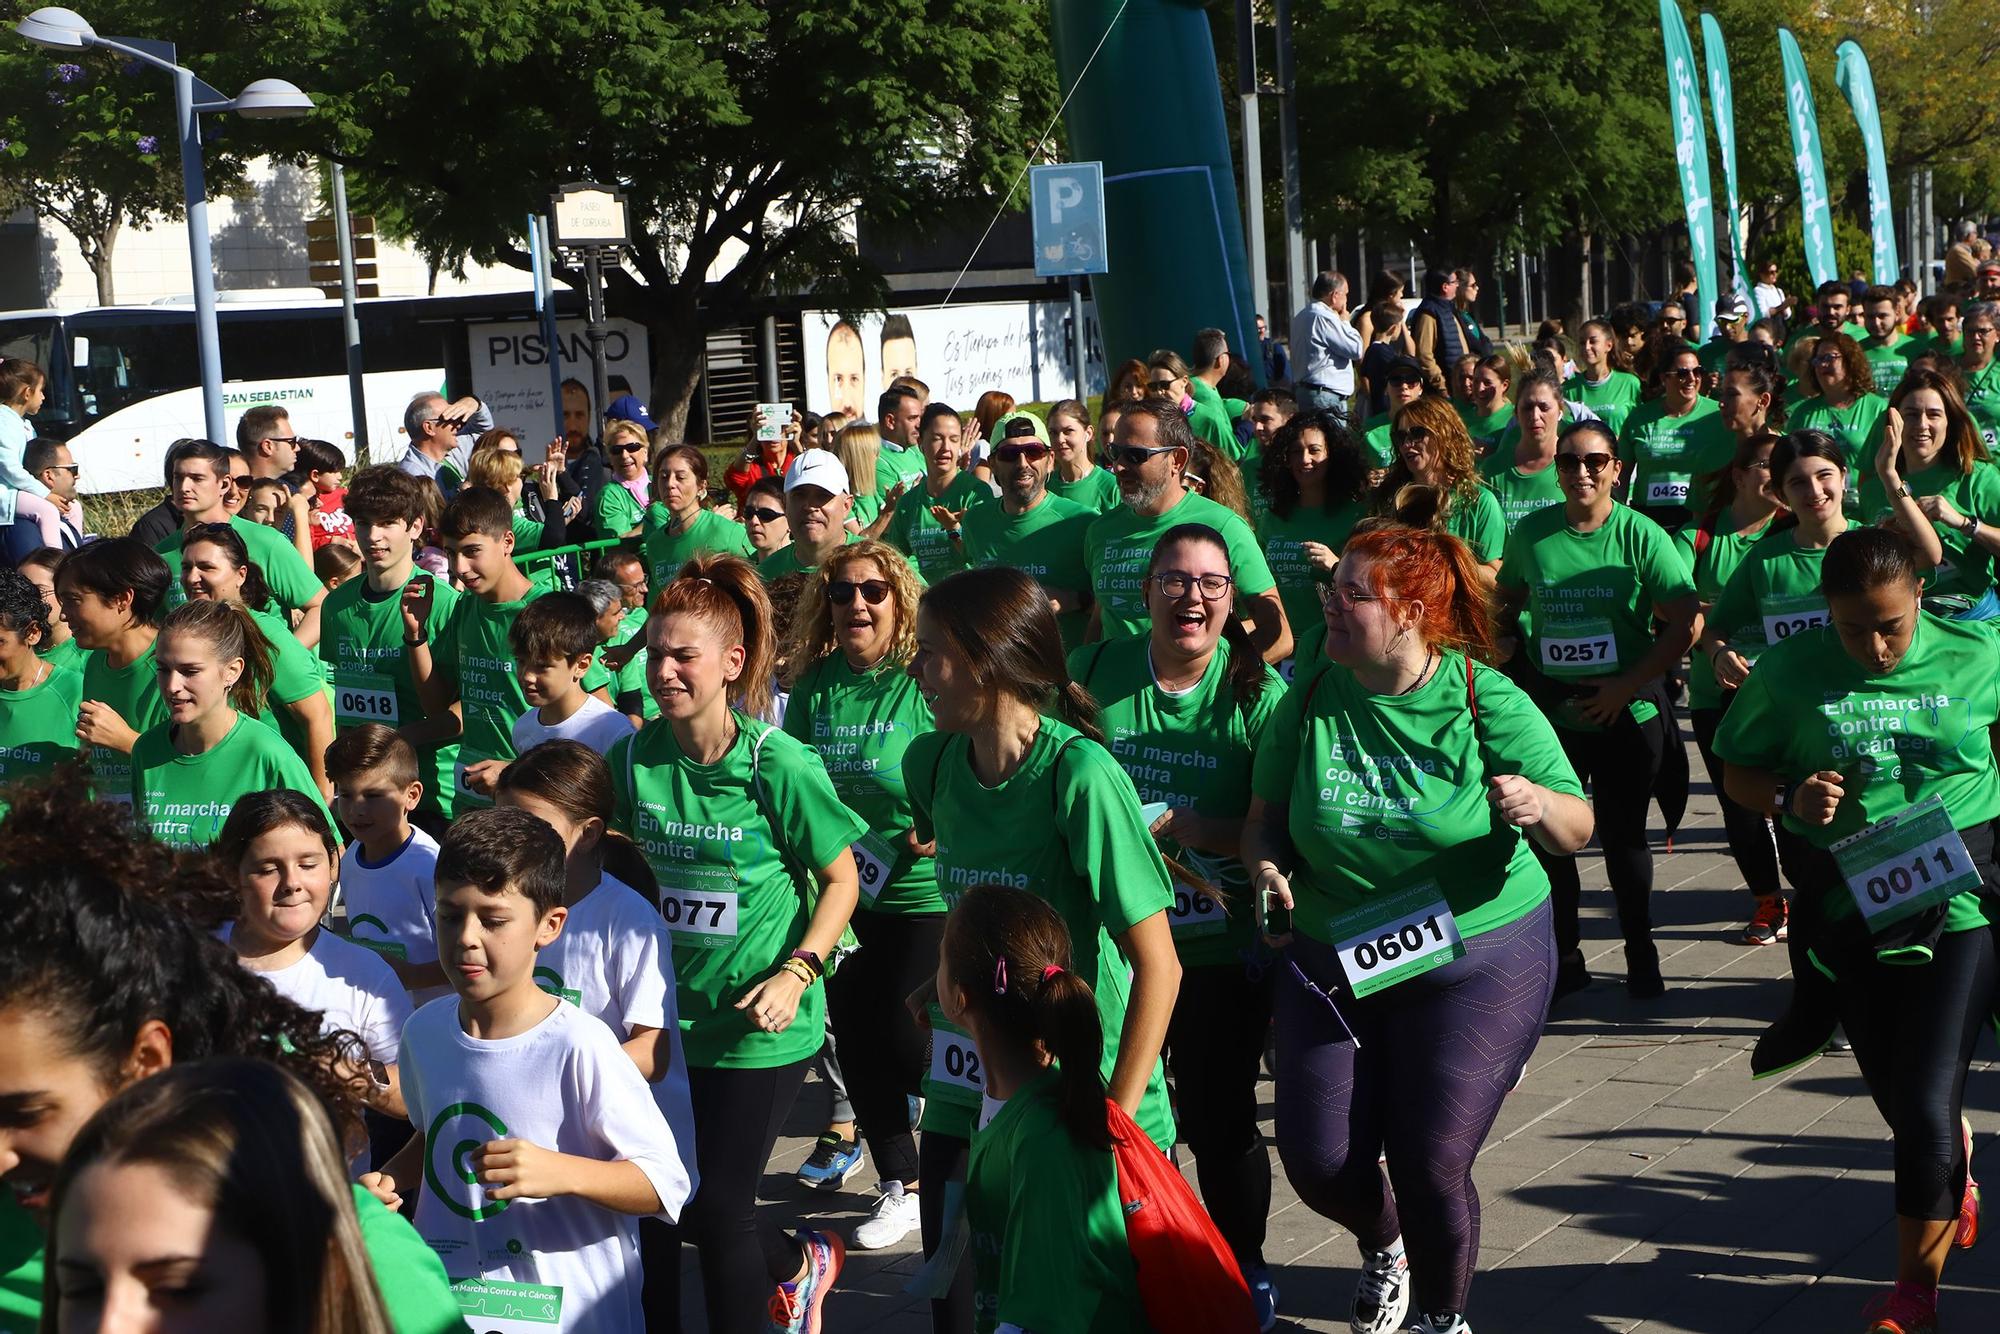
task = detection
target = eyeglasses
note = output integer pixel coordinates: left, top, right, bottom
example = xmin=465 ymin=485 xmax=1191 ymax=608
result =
xmin=1103 ymin=444 xmax=1177 ymax=468
xmin=1322 ymin=583 xmax=1400 ymax=610
xmin=744 ymin=505 xmax=785 ymax=524
xmin=1968 ymin=326 xmax=1999 ymax=338
xmin=1554 ymin=452 xmax=1616 ymax=474
xmin=1663 ymin=367 xmax=1702 ymax=380
xmin=993 ymin=443 xmax=1049 ymax=464
xmin=1151 ymin=570 xmax=1233 ymax=600
xmin=830 ymin=579 xmax=892 ymax=606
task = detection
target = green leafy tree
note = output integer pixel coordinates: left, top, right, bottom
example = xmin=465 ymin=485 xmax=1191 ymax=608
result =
xmin=240 ymin=0 xmax=1059 ymax=438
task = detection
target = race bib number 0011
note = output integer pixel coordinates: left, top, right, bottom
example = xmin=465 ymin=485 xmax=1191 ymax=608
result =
xmin=923 ymin=1003 xmax=984 ymax=1108
xmin=1540 ymin=618 xmax=1619 ymax=676
xmin=334 ymin=670 xmax=399 ymax=726
xmin=450 ymin=1276 xmax=562 ymax=1332
xmin=1330 ymin=883 xmax=1465 ymax=997
xmin=657 ymin=887 xmax=740 ymax=948
xmin=1830 ymin=794 xmax=1979 ymax=933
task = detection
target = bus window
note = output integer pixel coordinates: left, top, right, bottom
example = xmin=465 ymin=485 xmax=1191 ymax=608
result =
xmin=72 ymin=317 xmax=198 ymax=422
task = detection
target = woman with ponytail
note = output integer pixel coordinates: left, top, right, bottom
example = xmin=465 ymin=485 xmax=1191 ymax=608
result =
xmin=902 ymin=564 xmax=1179 ymax=1334
xmin=129 ymin=599 xmax=327 ymax=850
xmin=1245 ymin=523 xmax=1591 ymax=1334
xmin=943 ymin=884 xmax=1148 ymax=1333
xmin=1068 ymin=522 xmax=1288 ymax=1325
xmin=604 ymin=551 xmax=864 ymax=1334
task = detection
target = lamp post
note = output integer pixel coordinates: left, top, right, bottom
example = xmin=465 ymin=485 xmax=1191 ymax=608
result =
xmin=549 ymin=183 xmax=633 ymax=429
xmin=14 ymin=7 xmax=312 ymax=445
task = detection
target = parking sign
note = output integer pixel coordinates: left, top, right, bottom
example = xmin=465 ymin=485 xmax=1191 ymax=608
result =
xmin=1029 ymin=162 xmax=1109 ymax=277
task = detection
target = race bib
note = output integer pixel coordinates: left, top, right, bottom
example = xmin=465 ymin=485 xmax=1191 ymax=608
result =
xmin=450 ymin=1277 xmax=563 ymax=1333
xmin=1168 ymin=882 xmax=1228 ymax=937
xmin=1330 ymin=883 xmax=1465 ymax=997
xmin=1540 ymin=618 xmax=1619 ymax=676
xmin=1830 ymin=795 xmax=1980 ymax=933
xmin=1644 ymin=474 xmax=1691 ymax=505
xmin=851 ymin=831 xmax=896 ymax=906
xmin=334 ymin=669 xmax=400 ymax=726
xmin=1277 ymin=655 xmax=1297 ymax=685
xmin=923 ymin=1005 xmax=985 ymax=1107
xmin=657 ymin=887 xmax=740 ymax=948
xmin=1761 ymin=594 xmax=1828 ymax=646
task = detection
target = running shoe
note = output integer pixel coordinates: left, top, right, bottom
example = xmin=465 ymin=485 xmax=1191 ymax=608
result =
xmin=1957 ymin=1116 xmax=1981 ymax=1249
xmin=1407 ymin=1317 xmax=1472 ymax=1333
xmin=768 ymin=1229 xmax=844 ymax=1334
xmin=1625 ymin=941 xmax=1665 ymax=999
xmin=851 ymin=1181 xmax=921 ymax=1251
xmin=795 ymin=1134 xmax=864 ymax=1192
xmin=1246 ymin=1265 xmax=1279 ymax=1332
xmin=1861 ymin=1283 xmax=1938 ymax=1333
xmin=1742 ymin=895 xmax=1788 ymax=946
xmin=1349 ymin=1246 xmax=1410 ymax=1334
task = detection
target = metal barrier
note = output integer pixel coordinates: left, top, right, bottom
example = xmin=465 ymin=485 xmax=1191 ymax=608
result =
xmin=515 ymin=537 xmax=629 ymax=582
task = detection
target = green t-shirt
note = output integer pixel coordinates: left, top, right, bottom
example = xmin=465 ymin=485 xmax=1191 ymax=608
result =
xmin=436 ymin=580 xmax=544 ymax=808
xmin=1856 ymin=462 xmax=2000 ymax=601
xmin=157 ymin=514 xmax=323 ymax=615
xmin=1672 ymin=512 xmax=1776 ymax=710
xmin=966 ymin=1070 xmax=1147 ymax=1334
xmin=1070 ymin=636 xmax=1286 ymax=968
xmin=1086 ymin=490 xmax=1277 ymax=640
xmin=1497 ymin=503 xmax=1695 ymax=729
xmin=904 ymin=719 xmax=1174 ymax=1145
xmin=754 ymin=534 xmax=858 ymax=582
xmin=613 ymin=605 xmax=656 ymax=720
xmin=1440 ymin=483 xmax=1508 ymax=562
xmin=1712 ymin=613 xmax=2000 ymax=931
xmin=80 ymin=642 xmax=167 ymax=802
xmin=1862 ymin=333 xmax=1913 ymax=392
xmin=1457 ymin=401 xmax=1515 ymax=456
xmin=595 ymin=478 xmax=647 ymax=538
xmin=1563 ymin=370 xmax=1643 ymax=436
xmin=319 ymin=570 xmax=462 ymax=818
xmin=1048 ymin=465 xmax=1122 ymax=514
xmin=1252 ymin=653 xmax=1582 ymax=944
xmin=0 ymin=1192 xmax=38 ymax=1334
xmin=1616 ymin=397 xmax=1730 ymax=523
xmin=885 ymin=471 xmax=993 ymax=585
xmin=850 ymin=490 xmax=882 ymax=530
xmin=1791 ymin=394 xmax=1889 ymax=477
xmin=782 ymin=653 xmax=943 ymax=916
xmin=876 ymin=442 xmax=929 ymax=495
xmin=1962 ymin=361 xmax=2000 ymax=451
xmin=1705 ymin=526 xmax=1838 ymax=668
xmin=960 ymin=495 xmax=1097 ymax=650
xmin=1186 ymin=377 xmax=1242 ymax=460
xmin=0 ymin=666 xmax=82 ymax=812
xmin=1359 ymin=413 xmax=1397 ymax=469
xmin=130 ymin=713 xmax=329 ymax=851
xmin=243 ymin=604 xmax=329 ymax=762
xmin=1696 ymin=336 xmax=1737 ymax=375
xmin=642 ymin=508 xmax=753 ymax=590
xmin=1906 ymin=331 xmax=1963 ymax=361
xmin=1478 ymin=454 xmax=1565 ymax=534
xmin=38 ymin=636 xmax=83 ymax=675
xmin=608 ymin=714 xmax=867 ymax=1069
xmin=1254 ymin=500 xmax=1363 ymax=657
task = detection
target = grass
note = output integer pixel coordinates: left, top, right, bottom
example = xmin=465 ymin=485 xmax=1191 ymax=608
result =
xmin=87 ymin=488 xmax=165 ymax=538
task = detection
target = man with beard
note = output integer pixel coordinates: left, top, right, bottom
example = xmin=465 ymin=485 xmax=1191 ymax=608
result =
xmin=957 ymin=411 xmax=1097 ymax=649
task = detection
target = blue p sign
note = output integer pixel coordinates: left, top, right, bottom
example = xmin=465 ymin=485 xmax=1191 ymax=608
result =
xmin=1030 ymin=162 xmax=1108 ymax=278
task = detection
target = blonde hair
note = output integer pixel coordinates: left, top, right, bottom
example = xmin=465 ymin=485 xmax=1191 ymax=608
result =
xmin=1377 ymin=396 xmax=1483 ymax=513
xmin=835 ymin=422 xmax=882 ymax=500
xmin=603 ymin=419 xmax=650 ymax=452
xmin=465 ymin=446 xmax=524 ymax=491
xmin=782 ymin=539 xmax=922 ymax=686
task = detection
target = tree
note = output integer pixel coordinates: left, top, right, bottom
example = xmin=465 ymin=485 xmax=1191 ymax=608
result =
xmin=242 ymin=0 xmax=1060 ymax=439
xmin=0 ymin=0 xmax=249 ymax=304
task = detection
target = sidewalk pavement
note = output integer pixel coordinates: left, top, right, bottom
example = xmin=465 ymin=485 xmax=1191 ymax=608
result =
xmin=690 ymin=744 xmax=2000 ymax=1332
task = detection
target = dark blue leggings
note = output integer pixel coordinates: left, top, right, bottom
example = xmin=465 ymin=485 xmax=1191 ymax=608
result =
xmin=1274 ymin=897 xmax=1555 ymax=1315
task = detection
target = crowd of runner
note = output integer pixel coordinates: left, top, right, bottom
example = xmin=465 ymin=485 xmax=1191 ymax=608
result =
xmin=4 ymin=263 xmax=2000 ymax=1334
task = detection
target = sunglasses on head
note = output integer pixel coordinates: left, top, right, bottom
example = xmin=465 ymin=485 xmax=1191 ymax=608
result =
xmin=993 ymin=442 xmax=1049 ymax=464
xmin=1103 ymin=444 xmax=1177 ymax=468
xmin=1555 ymin=452 xmax=1615 ymax=474
xmin=829 ymin=578 xmax=892 ymax=606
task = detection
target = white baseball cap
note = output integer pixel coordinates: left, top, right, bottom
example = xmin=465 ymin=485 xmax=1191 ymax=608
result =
xmin=783 ymin=449 xmax=850 ymax=495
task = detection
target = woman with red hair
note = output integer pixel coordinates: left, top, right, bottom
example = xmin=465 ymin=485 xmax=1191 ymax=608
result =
xmin=1243 ymin=523 xmax=1592 ymax=1334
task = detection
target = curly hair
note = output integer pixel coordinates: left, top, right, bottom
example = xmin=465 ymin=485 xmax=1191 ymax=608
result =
xmin=1374 ymin=396 xmax=1483 ymax=517
xmin=1806 ymin=331 xmax=1878 ymax=400
xmin=782 ymin=539 xmax=922 ymax=686
xmin=1258 ymin=410 xmax=1371 ymax=520
xmin=0 ymin=767 xmax=368 ymax=1141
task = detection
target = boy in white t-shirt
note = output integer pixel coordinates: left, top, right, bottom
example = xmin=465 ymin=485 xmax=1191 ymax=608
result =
xmin=508 ymin=590 xmax=636 ymax=756
xmin=362 ymin=807 xmax=688 ymax=1334
xmin=328 ymin=723 xmax=449 ymax=1005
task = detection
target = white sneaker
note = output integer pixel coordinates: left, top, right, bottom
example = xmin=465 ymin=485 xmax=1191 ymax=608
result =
xmin=850 ymin=1181 xmax=922 ymax=1251
xmin=1350 ymin=1245 xmax=1410 ymax=1333
xmin=1407 ymin=1317 xmax=1470 ymax=1333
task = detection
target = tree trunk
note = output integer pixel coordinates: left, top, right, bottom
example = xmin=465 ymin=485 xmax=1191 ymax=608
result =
xmin=84 ymin=217 xmax=120 ymax=305
xmin=647 ymin=317 xmax=708 ymax=444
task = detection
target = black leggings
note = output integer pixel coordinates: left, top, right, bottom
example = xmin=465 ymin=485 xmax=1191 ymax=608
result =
xmin=1274 ymin=899 xmax=1555 ymax=1315
xmin=827 ymin=911 xmax=945 ymax=1186
xmin=917 ymin=1130 xmax=975 ymax=1334
xmin=644 ymin=1059 xmax=809 ymax=1334
xmin=1166 ymin=959 xmax=1275 ymax=1271
xmin=1691 ymin=694 xmax=1813 ymax=900
xmin=1538 ymin=709 xmax=1667 ymax=957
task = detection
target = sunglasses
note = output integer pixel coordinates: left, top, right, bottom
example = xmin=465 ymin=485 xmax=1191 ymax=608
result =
xmin=609 ymin=442 xmax=647 ymax=454
xmin=43 ymin=462 xmax=80 ymax=474
xmin=1554 ymin=452 xmax=1615 ymax=474
xmin=1391 ymin=427 xmax=1431 ymax=445
xmin=1146 ymin=379 xmax=1181 ymax=394
xmin=744 ymin=505 xmax=785 ymax=524
xmin=1663 ymin=367 xmax=1702 ymax=379
xmin=993 ymin=443 xmax=1049 ymax=464
xmin=1103 ymin=444 xmax=1177 ymax=468
xmin=829 ymin=578 xmax=892 ymax=606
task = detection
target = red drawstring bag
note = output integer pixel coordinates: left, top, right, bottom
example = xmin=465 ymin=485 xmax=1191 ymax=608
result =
xmin=1105 ymin=1098 xmax=1259 ymax=1334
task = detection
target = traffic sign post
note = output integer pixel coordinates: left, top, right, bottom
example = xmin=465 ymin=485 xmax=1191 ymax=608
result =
xmin=549 ymin=182 xmax=633 ymax=427
xmin=1030 ymin=162 xmax=1107 ymax=400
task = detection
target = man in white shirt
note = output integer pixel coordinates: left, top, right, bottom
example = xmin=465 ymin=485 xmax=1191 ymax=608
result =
xmin=1288 ymin=271 xmax=1363 ymax=421
xmin=1752 ymin=261 xmax=1790 ymax=323
xmin=398 ymin=391 xmax=492 ymax=498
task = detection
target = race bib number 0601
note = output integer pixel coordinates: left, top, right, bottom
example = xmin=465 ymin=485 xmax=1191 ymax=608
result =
xmin=1330 ymin=883 xmax=1465 ymax=997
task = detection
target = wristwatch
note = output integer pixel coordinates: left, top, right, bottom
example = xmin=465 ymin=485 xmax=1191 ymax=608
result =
xmin=1772 ymin=781 xmax=1793 ymax=818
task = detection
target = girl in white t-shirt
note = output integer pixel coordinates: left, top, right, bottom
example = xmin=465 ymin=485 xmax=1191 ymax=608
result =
xmin=218 ymin=789 xmax=412 ymax=1129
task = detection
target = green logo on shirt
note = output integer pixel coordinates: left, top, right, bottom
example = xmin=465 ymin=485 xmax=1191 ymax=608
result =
xmin=424 ymin=1101 xmax=512 ymax=1221
xmin=532 ymin=966 xmax=582 ymax=1007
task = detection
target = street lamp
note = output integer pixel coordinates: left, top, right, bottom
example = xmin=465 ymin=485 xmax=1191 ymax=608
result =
xmin=13 ymin=8 xmax=313 ymax=445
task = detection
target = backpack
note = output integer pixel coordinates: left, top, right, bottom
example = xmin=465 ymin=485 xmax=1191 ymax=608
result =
xmin=1105 ymin=1097 xmax=1258 ymax=1334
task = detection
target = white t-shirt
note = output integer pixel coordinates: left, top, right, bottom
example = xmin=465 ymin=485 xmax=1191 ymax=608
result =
xmin=535 ymin=874 xmax=698 ymax=1198
xmin=340 ymin=826 xmax=447 ymax=1005
xmin=512 ymin=695 xmax=634 ymax=756
xmin=228 ymin=926 xmax=412 ymax=1068
xmin=1754 ymin=281 xmax=1787 ymax=319
xmin=399 ymin=996 xmax=689 ymax=1334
